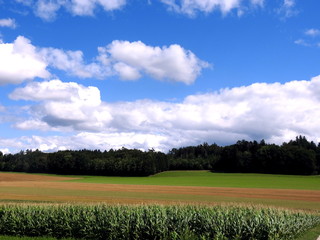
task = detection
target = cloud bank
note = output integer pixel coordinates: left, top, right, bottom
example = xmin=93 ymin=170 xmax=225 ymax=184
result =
xmin=6 ymin=75 xmax=320 ymax=152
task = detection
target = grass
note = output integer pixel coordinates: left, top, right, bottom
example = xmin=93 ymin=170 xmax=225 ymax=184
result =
xmin=3 ymin=170 xmax=319 ymax=190
xmin=64 ymin=170 xmax=320 ymax=190
xmin=295 ymin=224 xmax=320 ymax=240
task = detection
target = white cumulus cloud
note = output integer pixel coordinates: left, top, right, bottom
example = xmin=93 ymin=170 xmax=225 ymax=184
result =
xmin=113 ymin=62 xmax=142 ymax=80
xmin=104 ymin=40 xmax=210 ymax=84
xmin=10 ymin=79 xmax=101 ymax=104
xmin=39 ymin=40 xmax=208 ymax=84
xmin=0 ymin=36 xmax=50 ymax=85
xmin=10 ymin=80 xmax=106 ymax=132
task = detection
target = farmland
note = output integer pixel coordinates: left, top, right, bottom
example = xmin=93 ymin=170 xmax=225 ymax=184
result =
xmin=0 ymin=171 xmax=319 ymax=239
xmin=0 ymin=171 xmax=319 ymax=210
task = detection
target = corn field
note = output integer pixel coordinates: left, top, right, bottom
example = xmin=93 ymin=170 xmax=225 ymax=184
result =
xmin=0 ymin=204 xmax=319 ymax=240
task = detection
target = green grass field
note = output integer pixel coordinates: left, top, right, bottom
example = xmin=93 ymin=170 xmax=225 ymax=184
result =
xmin=295 ymin=224 xmax=320 ymax=240
xmin=64 ymin=170 xmax=320 ymax=190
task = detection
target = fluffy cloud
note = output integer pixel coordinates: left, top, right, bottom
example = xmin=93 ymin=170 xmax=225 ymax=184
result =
xmin=10 ymin=79 xmax=101 ymax=104
xmin=10 ymin=80 xmax=103 ymax=131
xmin=40 ymin=40 xmax=208 ymax=84
xmin=160 ymin=0 xmax=264 ymax=16
xmin=34 ymin=0 xmax=62 ymax=21
xmin=6 ymin=75 xmax=320 ymax=153
xmin=39 ymin=47 xmax=110 ymax=79
xmin=0 ymin=18 xmax=17 ymax=28
xmin=0 ymin=36 xmax=49 ymax=85
xmin=16 ymin=0 xmax=126 ymax=21
xmin=67 ymin=0 xmax=126 ymax=16
xmin=0 ymin=36 xmax=206 ymax=84
xmin=113 ymin=62 xmax=142 ymax=80
xmin=104 ymin=40 xmax=209 ymax=84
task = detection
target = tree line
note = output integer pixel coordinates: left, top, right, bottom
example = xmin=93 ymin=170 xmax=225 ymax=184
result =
xmin=0 ymin=148 xmax=168 ymax=176
xmin=0 ymin=136 xmax=319 ymax=176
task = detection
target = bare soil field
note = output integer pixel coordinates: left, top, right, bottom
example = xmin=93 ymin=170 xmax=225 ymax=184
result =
xmin=0 ymin=172 xmax=79 ymax=182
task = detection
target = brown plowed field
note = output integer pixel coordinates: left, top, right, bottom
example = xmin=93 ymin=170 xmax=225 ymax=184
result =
xmin=1 ymin=181 xmax=320 ymax=202
xmin=0 ymin=172 xmax=79 ymax=182
xmin=0 ymin=172 xmax=319 ymax=210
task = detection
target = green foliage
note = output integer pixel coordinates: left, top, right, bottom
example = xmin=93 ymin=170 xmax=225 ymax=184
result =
xmin=167 ymin=136 xmax=320 ymax=175
xmin=213 ymin=136 xmax=320 ymax=175
xmin=0 ymin=148 xmax=168 ymax=176
xmin=294 ymin=223 xmax=320 ymax=240
xmin=0 ymin=236 xmax=73 ymax=240
xmin=0 ymin=204 xmax=319 ymax=240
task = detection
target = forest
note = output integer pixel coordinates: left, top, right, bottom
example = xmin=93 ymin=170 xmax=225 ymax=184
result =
xmin=0 ymin=136 xmax=319 ymax=176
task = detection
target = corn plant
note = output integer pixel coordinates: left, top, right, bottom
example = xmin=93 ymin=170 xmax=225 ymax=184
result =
xmin=0 ymin=204 xmax=318 ymax=240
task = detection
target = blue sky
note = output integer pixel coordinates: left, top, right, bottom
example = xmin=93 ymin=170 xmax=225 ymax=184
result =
xmin=0 ymin=0 xmax=320 ymax=153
